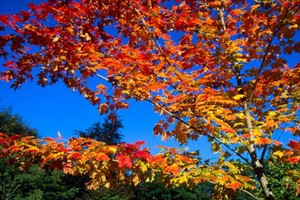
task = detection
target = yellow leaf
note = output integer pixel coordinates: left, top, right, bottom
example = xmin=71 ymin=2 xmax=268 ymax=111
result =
xmin=236 ymin=57 xmax=248 ymax=63
xmin=233 ymin=94 xmax=245 ymax=100
xmin=268 ymin=111 xmax=276 ymax=117
xmin=141 ymin=163 xmax=148 ymax=172
xmin=230 ymin=136 xmax=240 ymax=143
xmin=273 ymin=150 xmax=284 ymax=158
xmin=133 ymin=174 xmax=140 ymax=186
xmin=253 ymin=129 xmax=262 ymax=137
xmin=233 ymin=122 xmax=244 ymax=128
xmin=235 ymin=113 xmax=245 ymax=119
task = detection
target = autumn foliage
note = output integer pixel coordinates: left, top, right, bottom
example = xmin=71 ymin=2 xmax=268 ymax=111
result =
xmin=0 ymin=0 xmax=300 ymax=199
xmin=0 ymin=132 xmax=255 ymax=192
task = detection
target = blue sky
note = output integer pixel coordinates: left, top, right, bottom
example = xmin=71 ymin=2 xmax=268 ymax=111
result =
xmin=0 ymin=0 xmax=214 ymax=157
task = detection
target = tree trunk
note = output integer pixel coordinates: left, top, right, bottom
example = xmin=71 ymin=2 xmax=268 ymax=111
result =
xmin=243 ymin=103 xmax=275 ymax=200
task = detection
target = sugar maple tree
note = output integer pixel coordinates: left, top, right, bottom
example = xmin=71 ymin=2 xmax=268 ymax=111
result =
xmin=0 ymin=0 xmax=299 ymax=199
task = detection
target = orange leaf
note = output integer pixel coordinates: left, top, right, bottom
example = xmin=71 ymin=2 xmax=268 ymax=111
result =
xmin=164 ymin=164 xmax=180 ymax=176
xmin=255 ymin=138 xmax=271 ymax=145
xmin=95 ymin=153 xmax=110 ymax=162
xmin=226 ymin=181 xmax=242 ymax=191
xmin=230 ymin=9 xmax=243 ymax=17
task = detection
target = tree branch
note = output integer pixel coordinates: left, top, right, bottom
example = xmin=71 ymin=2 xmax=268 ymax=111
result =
xmin=128 ymin=4 xmax=184 ymax=82
xmin=249 ymin=1 xmax=298 ymax=105
xmin=260 ymin=145 xmax=268 ymax=164
xmin=89 ymin=69 xmax=251 ymax=164
xmin=241 ymin=189 xmax=262 ymax=200
xmin=218 ymin=5 xmax=227 ymax=30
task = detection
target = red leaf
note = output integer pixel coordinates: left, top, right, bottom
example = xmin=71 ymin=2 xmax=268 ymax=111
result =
xmin=255 ymin=138 xmax=271 ymax=145
xmin=0 ymin=74 xmax=10 ymax=82
xmin=0 ymin=132 xmax=8 ymax=137
xmin=139 ymin=65 xmax=152 ymax=75
xmin=165 ymin=94 xmax=185 ymax=104
xmin=0 ymin=139 xmax=8 ymax=144
xmin=133 ymin=150 xmax=152 ymax=161
xmin=28 ymin=3 xmax=40 ymax=11
xmin=0 ymin=14 xmax=9 ymax=24
xmin=68 ymin=152 xmax=81 ymax=160
xmin=164 ymin=164 xmax=180 ymax=176
xmin=230 ymin=9 xmax=243 ymax=17
xmin=9 ymin=135 xmax=20 ymax=140
xmin=116 ymin=154 xmax=132 ymax=168
xmin=288 ymin=140 xmax=300 ymax=152
xmin=133 ymin=141 xmax=145 ymax=148
xmin=287 ymin=156 xmax=300 ymax=164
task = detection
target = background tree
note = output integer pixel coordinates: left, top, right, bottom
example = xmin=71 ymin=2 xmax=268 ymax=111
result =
xmin=73 ymin=115 xmax=134 ymax=199
xmin=132 ymin=182 xmax=213 ymax=200
xmin=75 ymin=115 xmax=123 ymax=145
xmin=0 ymin=108 xmax=84 ymax=200
xmin=0 ymin=107 xmax=38 ymax=137
xmin=259 ymin=160 xmax=300 ymax=199
xmin=0 ymin=0 xmax=299 ymax=199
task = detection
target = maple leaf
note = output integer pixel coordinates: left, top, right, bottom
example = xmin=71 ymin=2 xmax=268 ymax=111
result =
xmin=95 ymin=153 xmax=110 ymax=162
xmin=226 ymin=181 xmax=243 ymax=191
xmin=133 ymin=150 xmax=152 ymax=161
xmin=116 ymin=154 xmax=132 ymax=168
xmin=0 ymin=139 xmax=7 ymax=144
xmin=287 ymin=157 xmax=300 ymax=164
xmin=67 ymin=152 xmax=81 ymax=160
xmin=288 ymin=140 xmax=300 ymax=152
xmin=164 ymin=164 xmax=180 ymax=176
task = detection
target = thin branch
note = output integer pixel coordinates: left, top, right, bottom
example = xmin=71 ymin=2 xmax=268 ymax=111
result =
xmin=208 ymin=180 xmax=260 ymax=200
xmin=218 ymin=5 xmax=227 ymax=30
xmin=249 ymin=1 xmax=298 ymax=105
xmin=217 ymin=6 xmax=252 ymax=164
xmin=128 ymin=4 xmax=184 ymax=82
xmin=260 ymin=145 xmax=268 ymax=163
xmin=240 ymin=189 xmax=262 ymax=200
xmin=90 ymin=69 xmax=251 ymax=164
xmin=260 ymin=123 xmax=290 ymax=163
xmin=86 ymin=66 xmax=109 ymax=82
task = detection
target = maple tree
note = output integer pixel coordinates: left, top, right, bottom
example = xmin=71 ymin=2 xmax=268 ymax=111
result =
xmin=0 ymin=0 xmax=300 ymax=199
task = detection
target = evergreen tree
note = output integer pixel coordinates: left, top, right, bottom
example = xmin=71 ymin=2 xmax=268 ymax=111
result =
xmin=0 ymin=107 xmax=38 ymax=137
xmin=73 ymin=115 xmax=131 ymax=199
xmin=0 ymin=108 xmax=82 ymax=200
xmin=75 ymin=115 xmax=123 ymax=145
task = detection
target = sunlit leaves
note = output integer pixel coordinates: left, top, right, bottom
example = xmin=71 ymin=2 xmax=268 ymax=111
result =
xmin=0 ymin=0 xmax=299 ymax=198
xmin=0 ymin=133 xmax=200 ymax=190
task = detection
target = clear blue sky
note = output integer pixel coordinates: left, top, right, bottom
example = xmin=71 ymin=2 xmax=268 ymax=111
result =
xmin=0 ymin=0 xmax=213 ymax=157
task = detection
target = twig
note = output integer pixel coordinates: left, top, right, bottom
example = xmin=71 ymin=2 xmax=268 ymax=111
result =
xmin=260 ymin=145 xmax=268 ymax=164
xmin=249 ymin=1 xmax=298 ymax=105
xmin=241 ymin=188 xmax=262 ymax=200
xmin=128 ymin=4 xmax=184 ymax=82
